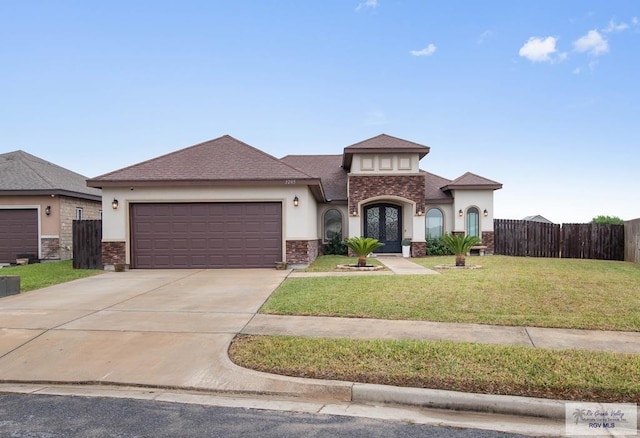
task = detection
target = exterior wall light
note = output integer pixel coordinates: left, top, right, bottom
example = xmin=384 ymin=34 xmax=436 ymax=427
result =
xmin=45 ymin=206 xmax=51 ymax=216
xmin=112 ymin=199 xmax=119 ymax=209
xmin=483 ymin=209 xmax=489 ymax=217
xmin=350 ymin=206 xmax=358 ymax=216
xmin=416 ymin=204 xmax=424 ymax=216
xmin=293 ymin=196 xmax=299 ymax=207
xmin=458 ymin=209 xmax=463 ymax=217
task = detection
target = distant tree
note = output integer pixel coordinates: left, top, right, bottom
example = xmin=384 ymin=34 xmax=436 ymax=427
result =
xmin=591 ymin=215 xmax=624 ymax=225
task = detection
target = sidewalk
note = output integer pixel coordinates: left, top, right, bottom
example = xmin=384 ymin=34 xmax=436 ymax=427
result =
xmin=280 ymin=256 xmax=640 ymax=353
xmin=243 ymin=314 xmax=640 ymax=353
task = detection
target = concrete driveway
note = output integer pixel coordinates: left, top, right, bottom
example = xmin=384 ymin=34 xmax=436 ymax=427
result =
xmin=0 ymin=270 xmax=351 ymax=401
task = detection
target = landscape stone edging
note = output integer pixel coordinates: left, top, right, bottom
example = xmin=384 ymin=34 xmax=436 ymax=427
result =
xmin=352 ymin=383 xmax=567 ymax=420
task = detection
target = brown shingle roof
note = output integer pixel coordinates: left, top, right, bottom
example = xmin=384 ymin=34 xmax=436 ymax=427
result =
xmin=424 ymin=171 xmax=453 ymax=203
xmin=342 ymin=134 xmax=430 ymax=169
xmin=280 ymin=155 xmax=347 ymax=201
xmin=88 ymin=135 xmax=318 ymax=187
xmin=0 ymin=150 xmax=101 ymax=200
xmin=441 ymin=172 xmax=502 ymax=191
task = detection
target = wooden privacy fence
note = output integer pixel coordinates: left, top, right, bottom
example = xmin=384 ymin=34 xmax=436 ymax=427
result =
xmin=561 ymin=223 xmax=625 ymax=260
xmin=72 ymin=220 xmax=102 ymax=269
xmin=494 ymin=219 xmax=624 ymax=260
xmin=494 ymin=219 xmax=560 ymax=257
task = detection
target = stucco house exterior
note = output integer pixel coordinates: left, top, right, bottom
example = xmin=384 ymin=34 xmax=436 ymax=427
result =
xmin=87 ymin=134 xmax=501 ymax=270
xmin=0 ymin=151 xmax=102 ymax=263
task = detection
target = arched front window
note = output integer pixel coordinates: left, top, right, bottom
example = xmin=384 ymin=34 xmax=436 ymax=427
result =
xmin=323 ymin=209 xmax=343 ymax=241
xmin=426 ymin=208 xmax=444 ymax=238
xmin=467 ymin=207 xmax=479 ymax=237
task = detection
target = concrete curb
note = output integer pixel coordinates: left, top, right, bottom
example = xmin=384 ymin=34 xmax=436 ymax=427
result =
xmin=352 ymin=383 xmax=567 ymax=420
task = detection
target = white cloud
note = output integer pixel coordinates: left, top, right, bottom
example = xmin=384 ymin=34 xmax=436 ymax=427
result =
xmin=572 ymin=67 xmax=581 ymax=74
xmin=574 ymin=30 xmax=609 ymax=56
xmin=603 ymin=20 xmax=629 ymax=33
xmin=518 ymin=36 xmax=559 ymax=62
xmin=410 ymin=43 xmax=437 ymax=57
xmin=364 ymin=111 xmax=388 ymax=126
xmin=477 ymin=30 xmax=493 ymax=44
xmin=355 ymin=0 xmax=378 ymax=11
xmin=632 ymin=17 xmax=639 ymax=26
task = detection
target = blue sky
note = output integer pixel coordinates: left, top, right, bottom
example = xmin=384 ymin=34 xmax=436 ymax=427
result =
xmin=2 ymin=1 xmax=638 ymax=223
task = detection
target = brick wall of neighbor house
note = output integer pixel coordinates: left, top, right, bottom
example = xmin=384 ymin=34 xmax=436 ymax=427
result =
xmin=41 ymin=237 xmax=60 ymax=260
xmin=102 ymin=241 xmax=126 ymax=266
xmin=411 ymin=241 xmax=426 ymax=257
xmin=481 ymin=231 xmax=495 ymax=254
xmin=348 ymin=175 xmax=426 ymax=208
xmin=59 ymin=197 xmax=102 ymax=260
xmin=286 ymin=239 xmax=320 ymax=266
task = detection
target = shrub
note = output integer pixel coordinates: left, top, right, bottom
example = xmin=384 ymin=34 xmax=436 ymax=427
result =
xmin=324 ymin=232 xmax=347 ymax=255
xmin=425 ymin=237 xmax=453 ymax=256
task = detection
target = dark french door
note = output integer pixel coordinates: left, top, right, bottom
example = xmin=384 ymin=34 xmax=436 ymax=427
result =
xmin=364 ymin=203 xmax=402 ymax=253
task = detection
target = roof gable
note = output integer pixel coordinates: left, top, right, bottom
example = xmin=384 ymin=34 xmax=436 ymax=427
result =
xmin=441 ymin=172 xmax=502 ymax=191
xmin=89 ymin=135 xmax=316 ymax=186
xmin=0 ymin=150 xmax=101 ymax=200
xmin=342 ymin=134 xmax=430 ymax=169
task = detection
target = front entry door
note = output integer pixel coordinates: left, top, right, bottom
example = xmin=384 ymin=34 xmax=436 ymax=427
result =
xmin=364 ymin=204 xmax=402 ymax=253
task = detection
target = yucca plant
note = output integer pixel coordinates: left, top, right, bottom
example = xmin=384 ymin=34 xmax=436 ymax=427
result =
xmin=442 ymin=233 xmax=481 ymax=267
xmin=345 ymin=237 xmax=384 ymax=267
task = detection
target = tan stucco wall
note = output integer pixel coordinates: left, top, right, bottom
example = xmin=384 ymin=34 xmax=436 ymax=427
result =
xmin=349 ymin=153 xmax=421 ymax=174
xmin=100 ymin=186 xmax=318 ymax=265
xmin=452 ymin=190 xmax=495 ymax=233
xmin=0 ymin=195 xmax=100 ymax=260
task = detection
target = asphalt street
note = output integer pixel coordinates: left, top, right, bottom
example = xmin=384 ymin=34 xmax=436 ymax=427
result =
xmin=0 ymin=394 xmax=529 ymax=438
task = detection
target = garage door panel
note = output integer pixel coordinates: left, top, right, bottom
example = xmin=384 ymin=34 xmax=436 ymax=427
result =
xmin=131 ymin=203 xmax=282 ymax=269
xmin=0 ymin=209 xmax=39 ymax=263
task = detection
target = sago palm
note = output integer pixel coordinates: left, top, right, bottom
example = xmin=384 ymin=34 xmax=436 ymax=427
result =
xmin=345 ymin=237 xmax=384 ymax=267
xmin=442 ymin=233 xmax=481 ymax=266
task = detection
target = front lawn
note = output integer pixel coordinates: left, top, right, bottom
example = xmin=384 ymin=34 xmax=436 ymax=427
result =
xmin=230 ymin=335 xmax=640 ymax=403
xmin=261 ymin=256 xmax=640 ymax=331
xmin=0 ymin=260 xmax=103 ymax=292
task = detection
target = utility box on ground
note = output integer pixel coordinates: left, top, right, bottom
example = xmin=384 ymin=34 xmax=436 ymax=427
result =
xmin=0 ymin=276 xmax=20 ymax=297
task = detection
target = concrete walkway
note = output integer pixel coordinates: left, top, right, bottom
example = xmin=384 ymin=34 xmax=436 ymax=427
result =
xmin=289 ymin=254 xmax=439 ymax=278
xmin=243 ymin=314 xmax=640 ymax=353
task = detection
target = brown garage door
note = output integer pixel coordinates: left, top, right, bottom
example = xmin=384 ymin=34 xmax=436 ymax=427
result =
xmin=0 ymin=209 xmax=38 ymax=264
xmin=130 ymin=202 xmax=282 ymax=269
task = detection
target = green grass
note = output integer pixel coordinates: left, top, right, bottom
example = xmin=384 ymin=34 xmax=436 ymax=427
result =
xmin=261 ymin=255 xmax=640 ymax=331
xmin=0 ymin=260 xmax=103 ymax=292
xmin=230 ymin=335 xmax=640 ymax=402
xmin=295 ymin=255 xmax=385 ymax=272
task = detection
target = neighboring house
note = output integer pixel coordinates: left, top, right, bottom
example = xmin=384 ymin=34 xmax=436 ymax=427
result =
xmin=0 ymin=151 xmax=102 ymax=264
xmin=523 ymin=215 xmax=554 ymax=224
xmin=87 ymin=134 xmax=502 ymax=270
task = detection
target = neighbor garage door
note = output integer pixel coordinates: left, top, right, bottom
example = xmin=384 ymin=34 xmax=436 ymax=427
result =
xmin=0 ymin=209 xmax=38 ymax=264
xmin=130 ymin=202 xmax=282 ymax=269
